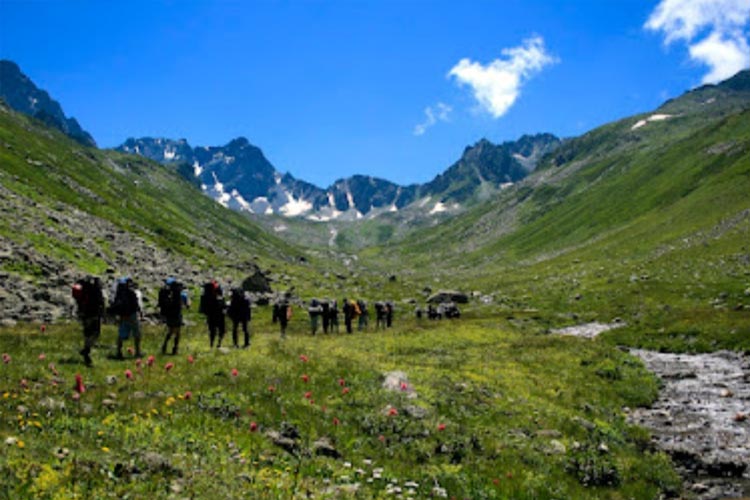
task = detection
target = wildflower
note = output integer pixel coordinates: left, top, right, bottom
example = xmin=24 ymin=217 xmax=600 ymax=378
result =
xmin=19 ymin=379 xmax=28 ymax=389
xmin=17 ymin=440 xmax=25 ymax=449
xmin=506 ymin=472 xmax=513 ymax=479
xmin=400 ymin=382 xmax=408 ymax=391
xmin=135 ymin=358 xmax=142 ymax=368
xmin=342 ymin=387 xmax=350 ymax=395
xmin=2 ymin=353 xmax=10 ymax=364
xmin=231 ymin=368 xmax=239 ymax=378
xmin=249 ymin=421 xmax=258 ymax=432
xmin=72 ymin=392 xmax=81 ymax=401
xmin=299 ymin=354 xmax=309 ymax=363
xmin=184 ymin=391 xmax=192 ymax=400
xmin=48 ymin=363 xmax=58 ymax=376
xmin=127 ymin=347 xmax=134 ymax=355
xmin=147 ymin=355 xmax=155 ymax=367
xmin=38 ymin=353 xmax=46 ymax=361
xmin=267 ymin=385 xmax=276 ymax=393
xmin=74 ymin=374 xmax=85 ymax=394
xmin=40 ymin=324 xmax=47 ymax=333
xmin=492 ymin=478 xmax=500 ymax=486
xmin=304 ymin=391 xmax=312 ymax=399
xmin=165 ymin=362 xmax=174 ymax=372
xmin=378 ymin=435 xmax=385 ymax=443
xmin=333 ymin=417 xmax=340 ymax=426
xmin=101 ymin=446 xmax=110 ymax=453
xmin=338 ymin=378 xmax=346 ymax=387
xmin=437 ymin=423 xmax=446 ymax=431
xmin=124 ymin=369 xmax=134 ymax=380
xmin=187 ymin=355 xmax=195 ymax=364
xmin=388 ymin=407 xmax=398 ymax=416
xmin=301 ymin=374 xmax=309 ymax=383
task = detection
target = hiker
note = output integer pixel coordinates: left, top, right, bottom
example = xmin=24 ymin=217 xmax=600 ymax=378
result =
xmin=357 ymin=299 xmax=369 ymax=331
xmin=111 ymin=277 xmax=142 ymax=359
xmin=227 ymin=287 xmax=252 ymax=348
xmin=321 ymin=300 xmax=330 ymax=333
xmin=385 ymin=301 xmax=394 ymax=328
xmin=308 ymin=298 xmax=323 ymax=335
xmin=199 ymin=280 xmax=226 ymax=348
xmin=375 ymin=301 xmax=388 ymax=329
xmin=273 ymin=295 xmax=292 ymax=339
xmin=329 ymin=299 xmax=339 ymax=333
xmin=342 ymin=298 xmax=353 ymax=334
xmin=158 ymin=277 xmax=187 ymax=355
xmin=71 ymin=276 xmax=105 ymax=366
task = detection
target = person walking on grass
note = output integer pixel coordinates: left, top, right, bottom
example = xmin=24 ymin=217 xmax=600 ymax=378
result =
xmin=200 ymin=280 xmax=226 ymax=348
xmin=159 ymin=277 xmax=187 ymax=355
xmin=228 ymin=287 xmax=252 ymax=348
xmin=111 ymin=277 xmax=142 ymax=359
xmin=71 ymin=276 xmax=105 ymax=366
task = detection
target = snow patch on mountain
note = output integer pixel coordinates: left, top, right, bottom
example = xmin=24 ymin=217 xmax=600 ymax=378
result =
xmin=193 ymin=161 xmax=203 ymax=177
xmin=631 ymin=113 xmax=673 ymax=130
xmin=279 ymin=190 xmax=313 ymax=217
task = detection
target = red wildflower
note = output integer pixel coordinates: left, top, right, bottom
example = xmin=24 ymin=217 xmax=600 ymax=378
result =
xmin=184 ymin=391 xmax=192 ymax=400
xmin=310 ymin=399 xmax=315 ymax=405
xmin=124 ymin=369 xmax=134 ymax=380
xmin=127 ymin=346 xmax=134 ymax=355
xmin=147 ymin=355 xmax=155 ymax=367
xmin=74 ymin=373 xmax=85 ymax=394
xmin=165 ymin=362 xmax=174 ymax=372
xmin=187 ymin=355 xmax=195 ymax=364
xmin=20 ymin=379 xmax=28 ymax=389
xmin=135 ymin=358 xmax=142 ymax=368
xmin=38 ymin=353 xmax=46 ymax=361
xmin=304 ymin=391 xmax=312 ymax=399
xmin=492 ymin=478 xmax=500 ymax=486
xmin=72 ymin=392 xmax=81 ymax=401
xmin=301 ymin=374 xmax=309 ymax=383
xmin=342 ymin=387 xmax=350 ymax=395
xmin=333 ymin=417 xmax=340 ymax=426
xmin=40 ymin=324 xmax=47 ymax=333
xmin=437 ymin=423 xmax=446 ymax=431
xmin=400 ymin=382 xmax=408 ymax=391
xmin=231 ymin=368 xmax=239 ymax=378
xmin=2 ymin=353 xmax=10 ymax=364
xmin=378 ymin=435 xmax=385 ymax=442
xmin=249 ymin=421 xmax=258 ymax=432
xmin=506 ymin=472 xmax=513 ymax=479
xmin=338 ymin=378 xmax=346 ymax=387
xmin=268 ymin=385 xmax=276 ymax=392
xmin=388 ymin=407 xmax=398 ymax=416
xmin=299 ymin=354 xmax=309 ymax=363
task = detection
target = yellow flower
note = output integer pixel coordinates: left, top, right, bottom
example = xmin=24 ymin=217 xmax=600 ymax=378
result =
xmin=101 ymin=447 xmax=110 ymax=453
xmin=2 ymin=392 xmax=9 ymax=399
xmin=17 ymin=440 xmax=25 ymax=448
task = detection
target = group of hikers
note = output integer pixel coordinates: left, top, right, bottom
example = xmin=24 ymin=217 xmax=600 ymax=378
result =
xmin=71 ymin=275 xmax=399 ymax=366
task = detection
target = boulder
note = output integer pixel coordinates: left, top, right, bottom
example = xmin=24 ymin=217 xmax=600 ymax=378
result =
xmin=427 ymin=290 xmax=469 ymax=304
xmin=242 ymin=266 xmax=273 ymax=294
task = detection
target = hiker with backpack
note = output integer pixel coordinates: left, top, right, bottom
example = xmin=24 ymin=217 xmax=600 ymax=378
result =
xmin=329 ymin=299 xmax=339 ymax=333
xmin=158 ymin=277 xmax=187 ymax=355
xmin=385 ymin=301 xmax=394 ymax=328
xmin=227 ymin=287 xmax=252 ymax=348
xmin=110 ymin=277 xmax=142 ymax=359
xmin=273 ymin=294 xmax=292 ymax=339
xmin=308 ymin=298 xmax=323 ymax=335
xmin=343 ymin=297 xmax=360 ymax=334
xmin=375 ymin=301 xmax=388 ymax=329
xmin=357 ymin=299 xmax=369 ymax=331
xmin=199 ymin=280 xmax=226 ymax=348
xmin=321 ymin=300 xmax=331 ymax=333
xmin=72 ymin=276 xmax=105 ymax=366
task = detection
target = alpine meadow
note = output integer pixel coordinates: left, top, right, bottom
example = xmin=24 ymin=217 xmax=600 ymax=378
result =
xmin=1 ymin=6 xmax=750 ymax=500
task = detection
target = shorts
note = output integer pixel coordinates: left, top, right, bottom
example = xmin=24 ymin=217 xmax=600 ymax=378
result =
xmin=118 ymin=313 xmax=141 ymax=340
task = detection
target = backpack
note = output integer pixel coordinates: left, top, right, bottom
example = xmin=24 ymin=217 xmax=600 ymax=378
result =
xmin=72 ymin=277 xmax=104 ymax=317
xmin=111 ymin=281 xmax=138 ymax=317
xmin=159 ymin=281 xmax=183 ymax=317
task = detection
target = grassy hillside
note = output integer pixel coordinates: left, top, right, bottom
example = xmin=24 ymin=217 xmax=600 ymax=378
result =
xmin=367 ymin=79 xmax=750 ymax=353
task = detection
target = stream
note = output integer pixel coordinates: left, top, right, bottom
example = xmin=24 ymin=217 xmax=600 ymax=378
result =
xmin=554 ymin=323 xmax=750 ymax=499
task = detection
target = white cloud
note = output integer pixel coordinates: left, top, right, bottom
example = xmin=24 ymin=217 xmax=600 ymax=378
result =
xmin=645 ymin=0 xmax=750 ymax=84
xmin=448 ymin=36 xmax=557 ymax=118
xmin=414 ymin=102 xmax=452 ymax=136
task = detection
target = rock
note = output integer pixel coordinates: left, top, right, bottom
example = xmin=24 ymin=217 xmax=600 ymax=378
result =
xmin=266 ymin=430 xmax=300 ymax=456
xmin=546 ymin=440 xmax=567 ymax=455
xmin=242 ymin=265 xmax=273 ymax=294
xmin=403 ymin=405 xmax=428 ymax=419
xmin=382 ymin=371 xmax=417 ymax=398
xmin=101 ymin=399 xmax=117 ymax=408
xmin=427 ymin=290 xmax=469 ymax=304
xmin=106 ymin=375 xmax=118 ymax=385
xmin=537 ymin=429 xmax=562 ymax=438
xmin=313 ymin=437 xmax=341 ymax=458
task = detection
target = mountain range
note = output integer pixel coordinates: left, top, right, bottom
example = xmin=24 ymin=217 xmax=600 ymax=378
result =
xmin=117 ymin=133 xmax=561 ymax=220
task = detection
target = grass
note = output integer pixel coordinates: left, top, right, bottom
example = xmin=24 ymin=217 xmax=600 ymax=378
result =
xmin=0 ymin=311 xmax=681 ymax=499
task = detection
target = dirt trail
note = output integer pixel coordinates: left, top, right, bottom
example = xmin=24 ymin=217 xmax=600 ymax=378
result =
xmin=551 ymin=322 xmax=750 ymax=499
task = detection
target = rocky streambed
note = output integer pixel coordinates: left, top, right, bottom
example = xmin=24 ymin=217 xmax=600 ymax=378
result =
xmin=553 ymin=323 xmax=750 ymax=499
xmin=628 ymin=350 xmax=750 ymax=500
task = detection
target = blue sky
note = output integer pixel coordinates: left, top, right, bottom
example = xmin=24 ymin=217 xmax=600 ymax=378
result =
xmin=1 ymin=0 xmax=749 ymax=187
